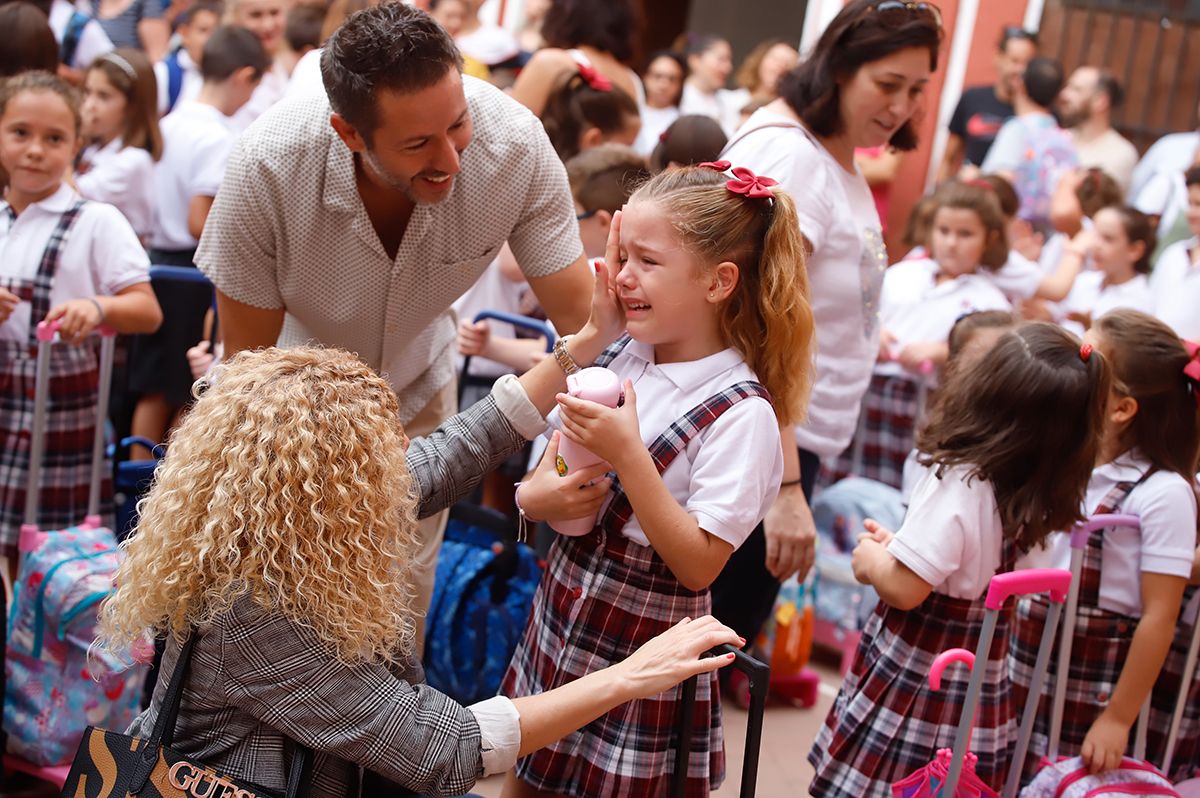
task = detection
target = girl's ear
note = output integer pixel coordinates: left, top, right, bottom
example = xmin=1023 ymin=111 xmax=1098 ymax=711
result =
xmin=707 ymin=261 xmax=740 ymax=303
xmin=595 ymin=209 xmax=613 ymax=231
xmin=1110 ymin=394 xmax=1139 ymax=426
xmin=578 ymin=126 xmax=603 ymax=152
xmin=1128 ymin=238 xmax=1147 ymax=265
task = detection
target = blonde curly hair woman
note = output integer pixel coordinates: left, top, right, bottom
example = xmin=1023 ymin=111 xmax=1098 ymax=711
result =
xmin=100 ymin=254 xmax=742 ymax=797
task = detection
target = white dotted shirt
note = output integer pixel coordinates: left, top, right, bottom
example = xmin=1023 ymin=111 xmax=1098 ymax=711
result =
xmin=196 ymin=76 xmax=582 ymax=422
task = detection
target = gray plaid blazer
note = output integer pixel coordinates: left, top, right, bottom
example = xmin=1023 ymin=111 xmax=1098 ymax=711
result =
xmin=127 ymin=395 xmax=528 ymax=797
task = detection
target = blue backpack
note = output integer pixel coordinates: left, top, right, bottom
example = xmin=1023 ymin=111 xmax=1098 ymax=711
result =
xmin=162 ymin=50 xmax=184 ymax=113
xmin=424 ymin=504 xmax=542 ymax=705
xmin=59 ymin=10 xmax=91 ymax=67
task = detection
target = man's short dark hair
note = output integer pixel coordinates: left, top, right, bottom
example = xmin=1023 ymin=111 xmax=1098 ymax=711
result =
xmin=541 ymin=0 xmax=638 ymax=65
xmin=1022 ymin=56 xmax=1064 ymax=109
xmin=998 ymin=25 xmax=1038 ymax=52
xmin=1094 ymin=68 xmax=1124 ymax=109
xmin=1185 ymin=164 xmax=1200 ymax=189
xmin=201 ymin=25 xmax=269 ymax=81
xmin=321 ymin=3 xmax=462 ymax=139
xmin=285 ymin=4 xmax=323 ymax=52
xmin=178 ymin=0 xmax=223 ymax=27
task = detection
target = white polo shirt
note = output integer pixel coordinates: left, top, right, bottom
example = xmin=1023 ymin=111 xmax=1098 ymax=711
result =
xmin=197 ymin=77 xmax=582 ymax=423
xmin=151 ymin=100 xmax=234 ymax=251
xmin=889 ymin=464 xmax=1006 ymax=599
xmin=1022 ymin=451 xmax=1197 ymax=617
xmin=1151 ymin=237 xmax=1200 ymax=340
xmin=1057 ymin=270 xmax=1154 ymax=338
xmin=546 ymin=339 xmax=783 ymax=550
xmin=876 ymin=258 xmax=1010 ymax=377
xmin=76 ymin=137 xmax=155 ymax=242
xmin=0 ymin=184 xmax=149 ymax=343
xmin=724 ymin=112 xmax=886 ymax=458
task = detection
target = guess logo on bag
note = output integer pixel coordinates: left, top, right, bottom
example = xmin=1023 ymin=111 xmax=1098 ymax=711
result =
xmin=168 ymin=760 xmax=260 ymax=798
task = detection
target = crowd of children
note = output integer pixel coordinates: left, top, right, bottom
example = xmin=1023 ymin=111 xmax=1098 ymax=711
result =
xmin=0 ymin=0 xmax=1199 ymax=796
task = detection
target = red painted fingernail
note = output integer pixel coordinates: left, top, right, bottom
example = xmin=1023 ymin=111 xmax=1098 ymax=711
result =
xmin=726 ymin=653 xmax=736 ymax=659
xmin=594 ymin=261 xmax=601 ymax=273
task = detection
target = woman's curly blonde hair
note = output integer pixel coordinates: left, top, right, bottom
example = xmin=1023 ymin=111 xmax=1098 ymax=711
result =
xmin=99 ymin=347 xmax=420 ymax=666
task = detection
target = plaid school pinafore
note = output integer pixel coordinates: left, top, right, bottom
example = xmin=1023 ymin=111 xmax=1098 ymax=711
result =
xmin=501 ymin=337 xmax=772 ymax=798
xmin=808 ymin=533 xmax=1021 ymax=798
xmin=1008 ymin=477 xmax=1146 ymax=780
xmin=0 ymin=200 xmax=112 ymax=558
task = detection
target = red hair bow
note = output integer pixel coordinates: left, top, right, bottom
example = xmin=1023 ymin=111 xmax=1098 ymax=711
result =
xmin=577 ymin=64 xmax=612 ymax=92
xmin=726 ymin=166 xmax=778 ymax=199
xmin=698 ymin=160 xmax=732 ymax=172
xmin=1184 ymin=340 xmax=1200 ymax=384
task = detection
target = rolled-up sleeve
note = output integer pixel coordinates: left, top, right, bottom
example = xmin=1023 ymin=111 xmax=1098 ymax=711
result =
xmin=467 ymin=696 xmax=522 ymax=775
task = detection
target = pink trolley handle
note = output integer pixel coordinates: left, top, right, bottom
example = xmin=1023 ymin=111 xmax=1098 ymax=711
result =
xmin=21 ymin=322 xmax=118 ymax=551
xmin=944 ymin=568 xmax=1073 ymax=798
xmin=1069 ymin=513 xmax=1139 ymax=549
xmin=985 ymin=568 xmax=1072 ymax=610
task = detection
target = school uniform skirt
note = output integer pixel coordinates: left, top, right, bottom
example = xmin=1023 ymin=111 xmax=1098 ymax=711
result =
xmin=826 ymin=373 xmax=926 ymax=490
xmin=1009 ymin=595 xmax=1138 ymax=779
xmin=808 ymin=590 xmax=1017 ymax=798
xmin=501 ymin=528 xmax=724 ymax=798
xmin=0 ymin=340 xmax=111 ymax=557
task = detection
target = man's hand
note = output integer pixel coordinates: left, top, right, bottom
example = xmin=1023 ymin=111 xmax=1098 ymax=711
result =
xmin=763 ymin=484 xmax=817 ymax=582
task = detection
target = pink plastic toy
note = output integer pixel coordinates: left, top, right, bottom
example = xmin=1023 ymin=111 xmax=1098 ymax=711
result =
xmin=550 ymin=367 xmax=623 ymax=536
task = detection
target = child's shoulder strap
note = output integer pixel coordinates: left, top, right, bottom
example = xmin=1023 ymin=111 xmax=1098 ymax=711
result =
xmin=60 ymin=10 xmax=91 ymax=67
xmin=721 ymin=115 xmax=810 ymax=159
xmin=593 ymin=333 xmax=632 ymax=368
xmin=164 ymin=50 xmax=184 ymax=113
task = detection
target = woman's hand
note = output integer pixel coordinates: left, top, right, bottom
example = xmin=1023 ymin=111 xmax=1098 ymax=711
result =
xmin=579 ymin=209 xmax=626 ymax=348
xmin=0 ymin=287 xmax=19 ymax=324
xmin=557 ymin=379 xmax=642 ymax=470
xmin=613 ymin=615 xmax=744 ymax=701
xmin=518 ymin=432 xmax=612 ymax=521
xmin=1081 ymin=712 xmax=1130 ymax=774
xmin=45 ymin=298 xmax=103 ymax=344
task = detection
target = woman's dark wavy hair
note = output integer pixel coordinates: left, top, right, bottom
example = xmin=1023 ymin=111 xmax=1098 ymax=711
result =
xmin=1095 ymin=310 xmax=1200 ymax=478
xmin=779 ymin=0 xmax=941 ymax=152
xmin=541 ymin=0 xmax=638 ymax=64
xmin=543 ymin=70 xmax=639 ymax=162
xmin=917 ymin=322 xmax=1110 ymax=551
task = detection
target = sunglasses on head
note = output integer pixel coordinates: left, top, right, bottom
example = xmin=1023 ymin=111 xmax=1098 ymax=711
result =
xmin=1002 ymin=25 xmax=1039 ymax=44
xmin=868 ymin=1 xmax=943 ymax=30
xmin=576 ymin=209 xmax=599 ymax=222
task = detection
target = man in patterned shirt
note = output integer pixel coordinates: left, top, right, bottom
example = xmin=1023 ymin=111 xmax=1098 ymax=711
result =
xmin=197 ymin=3 xmax=592 ymax=643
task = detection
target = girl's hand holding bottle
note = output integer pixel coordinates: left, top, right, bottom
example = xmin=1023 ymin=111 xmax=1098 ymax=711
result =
xmin=556 ymin=379 xmax=642 ymax=473
xmin=45 ymin=297 xmax=104 ymax=343
xmin=518 ymin=431 xmax=612 ymax=522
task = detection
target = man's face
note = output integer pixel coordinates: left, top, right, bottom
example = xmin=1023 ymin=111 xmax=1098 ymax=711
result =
xmin=1058 ymin=66 xmax=1098 ymax=128
xmin=996 ymin=38 xmax=1036 ymax=98
xmin=353 ymin=68 xmax=473 ymax=205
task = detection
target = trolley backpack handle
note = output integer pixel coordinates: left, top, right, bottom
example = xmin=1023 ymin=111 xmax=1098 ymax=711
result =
xmin=672 ymin=644 xmax=769 ymax=798
xmin=1069 ymin=513 xmax=1140 ymax=548
xmin=929 ymin=648 xmax=975 ymax=692
xmin=149 ymin=264 xmax=219 ymax=347
xmin=21 ymin=322 xmax=118 ymax=553
xmin=943 ymin=568 xmax=1074 ymax=798
xmin=458 ymin=310 xmax=557 ymax=406
xmin=985 ymin=568 xmax=1072 ymax=610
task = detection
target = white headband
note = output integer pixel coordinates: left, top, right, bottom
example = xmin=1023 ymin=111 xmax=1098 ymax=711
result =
xmin=100 ymin=52 xmax=137 ymax=82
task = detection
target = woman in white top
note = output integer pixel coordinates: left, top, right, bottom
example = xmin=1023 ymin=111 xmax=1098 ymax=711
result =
xmin=713 ymin=0 xmax=942 ymax=646
xmin=678 ymin=34 xmax=740 ymax=136
xmin=634 ymin=49 xmax=685 ymax=156
xmin=726 ymin=38 xmax=799 ymax=117
xmin=510 ymin=0 xmax=643 ymax=117
xmin=77 ymin=49 xmax=161 ymax=242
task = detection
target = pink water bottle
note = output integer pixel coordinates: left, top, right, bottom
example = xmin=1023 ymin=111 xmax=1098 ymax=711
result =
xmin=550 ymin=367 xmax=624 ymax=537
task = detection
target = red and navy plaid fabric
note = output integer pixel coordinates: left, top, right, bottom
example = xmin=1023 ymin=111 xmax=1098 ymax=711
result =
xmin=502 ymin=376 xmax=771 ymax=798
xmin=0 ymin=201 xmax=111 ymax=557
xmin=808 ymin=541 xmax=1021 ymax=797
xmin=824 ymin=372 xmax=927 ymax=490
xmin=1008 ymin=480 xmax=1141 ymax=781
xmin=1149 ymin=584 xmax=1200 ymax=781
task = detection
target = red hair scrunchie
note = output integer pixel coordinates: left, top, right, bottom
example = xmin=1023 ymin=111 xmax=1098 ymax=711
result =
xmin=576 ymin=63 xmax=612 ymax=92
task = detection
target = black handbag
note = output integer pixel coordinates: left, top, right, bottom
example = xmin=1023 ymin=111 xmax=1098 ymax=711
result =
xmin=60 ymin=632 xmax=311 ymax=798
